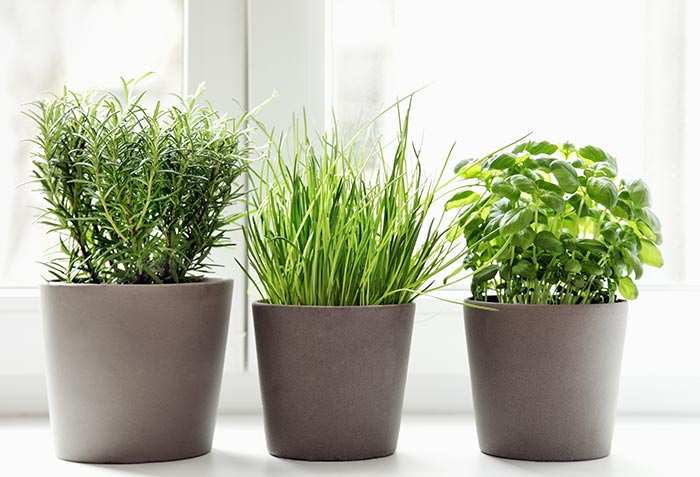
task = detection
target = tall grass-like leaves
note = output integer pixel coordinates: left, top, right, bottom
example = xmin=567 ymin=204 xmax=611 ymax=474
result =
xmin=243 ymin=99 xmax=466 ymax=306
xmin=26 ymin=76 xmax=250 ymax=284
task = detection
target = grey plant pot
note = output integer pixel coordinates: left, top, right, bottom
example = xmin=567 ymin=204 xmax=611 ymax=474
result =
xmin=252 ymin=302 xmax=415 ymax=461
xmin=40 ymin=279 xmax=233 ymax=464
xmin=463 ymin=297 xmax=628 ymax=462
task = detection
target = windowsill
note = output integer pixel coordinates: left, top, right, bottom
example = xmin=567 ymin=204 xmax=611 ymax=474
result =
xmin=2 ymin=414 xmax=698 ymax=476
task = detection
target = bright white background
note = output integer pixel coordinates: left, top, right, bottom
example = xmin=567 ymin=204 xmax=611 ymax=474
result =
xmin=0 ymin=0 xmax=698 ymax=414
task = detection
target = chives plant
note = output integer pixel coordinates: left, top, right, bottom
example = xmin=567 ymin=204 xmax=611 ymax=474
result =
xmin=26 ymin=76 xmax=250 ymax=284
xmin=243 ymin=98 xmax=467 ymax=306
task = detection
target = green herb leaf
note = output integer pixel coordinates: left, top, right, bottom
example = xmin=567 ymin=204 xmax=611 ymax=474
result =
xmin=565 ymin=258 xmax=582 ymax=273
xmin=512 ymin=140 xmax=558 ymax=155
xmin=472 ymin=264 xmax=499 ymax=284
xmin=618 ymin=276 xmax=639 ymax=300
xmin=587 ymin=176 xmax=618 ymax=210
xmin=499 ymin=207 xmax=534 ymax=236
xmin=445 ymin=190 xmax=480 ymax=210
xmin=534 ymin=231 xmax=564 ymax=255
xmin=511 ymin=226 xmax=536 ymax=249
xmin=578 ymin=145 xmax=618 ymax=176
xmin=491 ymin=178 xmax=520 ymax=201
xmin=550 ymin=159 xmax=579 ymax=193
xmin=509 ymin=174 xmax=538 ymax=194
xmin=488 ymin=153 xmax=517 ymax=170
xmin=628 ymin=179 xmax=651 ymax=207
xmin=639 ymin=240 xmax=663 ymax=267
xmin=540 ymin=192 xmax=566 ymax=213
xmin=512 ymin=260 xmax=536 ymax=279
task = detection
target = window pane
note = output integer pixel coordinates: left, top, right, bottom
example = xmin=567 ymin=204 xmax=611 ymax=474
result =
xmin=332 ymin=0 xmax=678 ymax=287
xmin=0 ymin=0 xmax=182 ymax=285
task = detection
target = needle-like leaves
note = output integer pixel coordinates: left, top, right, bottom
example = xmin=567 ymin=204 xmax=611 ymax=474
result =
xmin=26 ymin=76 xmax=250 ymax=284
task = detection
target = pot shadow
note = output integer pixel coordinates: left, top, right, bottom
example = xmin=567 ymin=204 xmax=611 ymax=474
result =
xmin=87 ymin=449 xmax=433 ymax=477
xmin=473 ymin=452 xmax=650 ymax=477
xmin=259 ymin=451 xmax=434 ymax=477
xmin=89 ymin=449 xmax=265 ymax=477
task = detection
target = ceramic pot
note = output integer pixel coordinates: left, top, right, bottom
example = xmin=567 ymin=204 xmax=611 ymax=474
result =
xmin=41 ymin=279 xmax=232 ymax=463
xmin=252 ymin=302 xmax=415 ymax=461
xmin=463 ymin=297 xmax=628 ymax=461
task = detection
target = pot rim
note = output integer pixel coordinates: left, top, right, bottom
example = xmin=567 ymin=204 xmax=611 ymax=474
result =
xmin=252 ymin=300 xmax=415 ymax=311
xmin=464 ymin=296 xmax=627 ymax=309
xmin=41 ymin=277 xmax=233 ymax=288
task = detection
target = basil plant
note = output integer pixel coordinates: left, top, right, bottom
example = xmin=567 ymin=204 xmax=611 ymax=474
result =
xmin=447 ymin=140 xmax=663 ymax=304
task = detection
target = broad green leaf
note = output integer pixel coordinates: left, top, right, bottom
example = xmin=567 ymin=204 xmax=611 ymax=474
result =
xmin=509 ymin=174 xmax=537 ymax=193
xmin=565 ymin=258 xmax=582 ymax=273
xmin=491 ymin=178 xmax=520 ymax=201
xmin=512 ymin=140 xmax=558 ymax=155
xmin=639 ymin=239 xmax=663 ymax=267
xmin=499 ymin=207 xmax=534 ymax=236
xmin=637 ymin=207 xmax=661 ymax=233
xmin=628 ymin=179 xmax=651 ymax=207
xmin=456 ymin=162 xmax=482 ymax=179
xmin=472 ymin=264 xmax=499 ymax=284
xmin=618 ymin=276 xmax=639 ymax=300
xmin=445 ymin=190 xmax=480 ymax=210
xmin=587 ymin=176 xmax=618 ymax=210
xmin=537 ymin=180 xmax=564 ymax=194
xmin=453 ymin=159 xmax=472 ymax=174
xmin=541 ymin=192 xmax=565 ymax=213
xmin=511 ymin=226 xmax=536 ymax=249
xmin=622 ymin=247 xmax=643 ymax=279
xmin=578 ymin=145 xmax=619 ymax=176
xmin=488 ymin=153 xmax=517 ymax=170
xmin=512 ymin=260 xmax=536 ymax=279
xmin=534 ymin=231 xmax=564 ymax=255
xmin=577 ymin=239 xmax=608 ymax=255
xmin=550 ymin=159 xmax=579 ymax=193
xmin=582 ymin=260 xmax=604 ymax=275
xmin=526 ymin=156 xmax=555 ymax=171
xmin=636 ymin=221 xmax=657 ymax=241
xmin=612 ymin=202 xmax=631 ymax=220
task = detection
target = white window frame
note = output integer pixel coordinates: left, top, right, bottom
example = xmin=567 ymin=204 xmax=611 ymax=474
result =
xmin=1 ymin=0 xmax=699 ymax=415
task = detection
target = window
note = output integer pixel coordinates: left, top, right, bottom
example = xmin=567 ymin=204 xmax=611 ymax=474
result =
xmin=2 ymin=0 xmax=698 ymax=414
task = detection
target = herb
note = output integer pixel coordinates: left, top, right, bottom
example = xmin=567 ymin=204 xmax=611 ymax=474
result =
xmin=448 ymin=139 xmax=663 ymax=304
xmin=242 ymin=98 xmax=465 ymax=306
xmin=26 ymin=75 xmax=250 ymax=284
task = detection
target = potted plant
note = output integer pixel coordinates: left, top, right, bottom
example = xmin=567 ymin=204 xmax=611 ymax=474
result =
xmin=447 ymin=139 xmax=663 ymax=461
xmin=26 ymin=76 xmax=250 ymax=463
xmin=242 ymin=100 xmax=465 ymax=461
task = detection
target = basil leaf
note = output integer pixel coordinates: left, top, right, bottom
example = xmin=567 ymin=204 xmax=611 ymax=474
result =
xmin=587 ymin=176 xmax=618 ymax=210
xmin=500 ymin=207 xmax=534 ymax=236
xmin=550 ymin=159 xmax=579 ymax=193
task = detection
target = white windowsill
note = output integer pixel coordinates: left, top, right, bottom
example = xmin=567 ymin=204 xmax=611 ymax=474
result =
xmin=1 ymin=414 xmax=698 ymax=476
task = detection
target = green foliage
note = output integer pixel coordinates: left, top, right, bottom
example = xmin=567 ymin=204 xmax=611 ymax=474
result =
xmin=448 ymin=139 xmax=663 ymax=304
xmin=242 ymin=98 xmax=465 ymax=306
xmin=26 ymin=76 xmax=250 ymax=284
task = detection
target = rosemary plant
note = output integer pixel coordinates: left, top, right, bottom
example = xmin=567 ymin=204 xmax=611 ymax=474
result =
xmin=26 ymin=76 xmax=250 ymax=284
xmin=242 ymin=98 xmax=466 ymax=306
